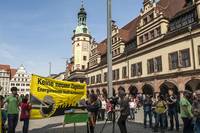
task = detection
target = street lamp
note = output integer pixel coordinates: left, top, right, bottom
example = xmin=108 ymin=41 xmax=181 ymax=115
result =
xmin=107 ymin=0 xmax=113 ymax=98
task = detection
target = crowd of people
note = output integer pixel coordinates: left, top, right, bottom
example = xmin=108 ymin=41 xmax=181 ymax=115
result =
xmin=0 ymin=87 xmax=31 ymax=133
xmin=87 ymin=88 xmax=200 ymax=133
xmin=1 ymin=86 xmax=200 ymax=133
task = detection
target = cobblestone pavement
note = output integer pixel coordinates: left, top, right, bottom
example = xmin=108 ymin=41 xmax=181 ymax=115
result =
xmin=17 ymin=121 xmax=183 ymax=133
xmin=16 ymin=109 xmax=183 ymax=133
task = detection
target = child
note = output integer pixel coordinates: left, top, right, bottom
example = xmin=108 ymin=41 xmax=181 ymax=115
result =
xmin=20 ymin=97 xmax=31 ymax=133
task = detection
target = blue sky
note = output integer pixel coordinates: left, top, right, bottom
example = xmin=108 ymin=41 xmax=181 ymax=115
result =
xmin=0 ymin=0 xmax=143 ymax=76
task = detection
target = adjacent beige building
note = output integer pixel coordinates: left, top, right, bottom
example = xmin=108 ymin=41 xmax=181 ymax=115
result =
xmin=68 ymin=0 xmax=200 ymax=96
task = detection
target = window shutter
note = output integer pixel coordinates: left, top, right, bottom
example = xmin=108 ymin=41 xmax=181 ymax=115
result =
xmin=198 ymin=46 xmax=200 ymax=65
xmin=147 ymin=61 xmax=150 ymax=74
xmin=179 ymin=51 xmax=183 ymax=68
xmin=136 ymin=64 xmax=139 ymax=76
xmin=154 ymin=58 xmax=158 ymax=72
xmin=169 ymin=54 xmax=172 ymax=70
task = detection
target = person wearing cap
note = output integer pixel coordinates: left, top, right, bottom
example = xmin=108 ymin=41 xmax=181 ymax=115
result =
xmin=117 ymin=88 xmax=130 ymax=133
xmin=192 ymin=90 xmax=200 ymax=133
xmin=4 ymin=87 xmax=20 ymax=133
xmin=180 ymin=90 xmax=194 ymax=133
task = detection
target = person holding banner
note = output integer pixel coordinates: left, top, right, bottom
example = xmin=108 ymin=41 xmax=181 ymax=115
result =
xmin=5 ymin=87 xmax=20 ymax=133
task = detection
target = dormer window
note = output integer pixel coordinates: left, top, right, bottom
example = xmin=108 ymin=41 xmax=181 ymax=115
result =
xmin=149 ymin=13 xmax=154 ymax=21
xmin=143 ymin=17 xmax=148 ymax=25
xmin=139 ymin=36 xmax=143 ymax=44
xmin=144 ymin=33 xmax=149 ymax=42
xmin=156 ymin=27 xmax=161 ymax=36
xmin=150 ymin=30 xmax=155 ymax=39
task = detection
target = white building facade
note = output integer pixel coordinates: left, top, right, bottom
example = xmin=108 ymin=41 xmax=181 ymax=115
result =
xmin=10 ymin=65 xmax=31 ymax=96
xmin=0 ymin=65 xmax=11 ymax=96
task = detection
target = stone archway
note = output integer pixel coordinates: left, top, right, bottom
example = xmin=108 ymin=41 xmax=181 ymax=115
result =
xmin=128 ymin=85 xmax=138 ymax=96
xmin=96 ymin=89 xmax=101 ymax=96
xmin=185 ymin=79 xmax=200 ymax=92
xmin=142 ymin=84 xmax=154 ymax=96
xmin=91 ymin=89 xmax=95 ymax=94
xmin=118 ymin=86 xmax=125 ymax=92
xmin=159 ymin=81 xmax=179 ymax=97
xmin=102 ymin=88 xmax=108 ymax=99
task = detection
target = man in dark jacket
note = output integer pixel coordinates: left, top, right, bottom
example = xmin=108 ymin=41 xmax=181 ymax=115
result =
xmin=117 ymin=89 xmax=130 ymax=133
xmin=86 ymin=94 xmax=99 ymax=133
xmin=143 ymin=95 xmax=153 ymax=128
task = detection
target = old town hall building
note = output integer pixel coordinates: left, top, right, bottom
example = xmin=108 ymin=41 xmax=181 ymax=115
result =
xmin=68 ymin=0 xmax=200 ymax=96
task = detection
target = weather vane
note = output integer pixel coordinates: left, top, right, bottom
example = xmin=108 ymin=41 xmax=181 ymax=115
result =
xmin=81 ymin=0 xmax=84 ymax=8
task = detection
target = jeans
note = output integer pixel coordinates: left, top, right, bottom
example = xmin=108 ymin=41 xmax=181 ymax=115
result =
xmin=194 ymin=118 xmax=200 ymax=133
xmin=130 ymin=108 xmax=135 ymax=120
xmin=8 ymin=114 xmax=19 ymax=133
xmin=154 ymin=113 xmax=166 ymax=132
xmin=87 ymin=122 xmax=94 ymax=133
xmin=168 ymin=108 xmax=179 ymax=130
xmin=23 ymin=118 xmax=29 ymax=133
xmin=117 ymin=115 xmax=128 ymax=133
xmin=144 ymin=111 xmax=152 ymax=128
xmin=182 ymin=117 xmax=194 ymax=133
xmin=101 ymin=109 xmax=105 ymax=121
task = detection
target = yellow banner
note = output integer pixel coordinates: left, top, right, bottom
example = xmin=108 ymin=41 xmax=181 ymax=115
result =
xmin=30 ymin=74 xmax=87 ymax=119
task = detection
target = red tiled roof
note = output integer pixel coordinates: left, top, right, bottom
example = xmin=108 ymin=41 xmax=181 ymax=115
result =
xmin=156 ymin=0 xmax=186 ymax=19
xmin=118 ymin=29 xmax=130 ymax=43
xmin=97 ymin=42 xmax=107 ymax=55
xmin=0 ymin=64 xmax=10 ymax=72
xmin=10 ymin=69 xmax=17 ymax=78
xmin=121 ymin=16 xmax=141 ymax=40
xmin=95 ymin=0 xmax=186 ymax=55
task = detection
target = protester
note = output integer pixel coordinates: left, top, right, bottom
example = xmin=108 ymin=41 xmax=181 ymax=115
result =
xmin=106 ymin=98 xmax=113 ymax=121
xmin=180 ymin=90 xmax=194 ymax=133
xmin=101 ymin=97 xmax=106 ymax=121
xmin=97 ymin=96 xmax=102 ymax=120
xmin=86 ymin=93 xmax=99 ymax=133
xmin=129 ymin=97 xmax=136 ymax=120
xmin=20 ymin=97 xmax=32 ymax=133
xmin=154 ymin=95 xmax=168 ymax=132
xmin=143 ymin=94 xmax=153 ymax=128
xmin=166 ymin=89 xmax=179 ymax=131
xmin=152 ymin=95 xmax=157 ymax=126
xmin=0 ymin=95 xmax=7 ymax=133
xmin=117 ymin=89 xmax=130 ymax=133
xmin=4 ymin=87 xmax=19 ymax=133
xmin=192 ymin=90 xmax=200 ymax=133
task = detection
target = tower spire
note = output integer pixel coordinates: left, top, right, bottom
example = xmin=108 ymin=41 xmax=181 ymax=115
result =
xmin=81 ymin=0 xmax=84 ymax=8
